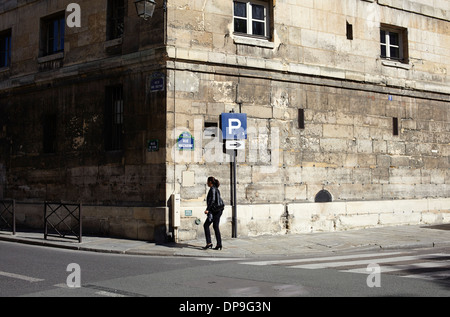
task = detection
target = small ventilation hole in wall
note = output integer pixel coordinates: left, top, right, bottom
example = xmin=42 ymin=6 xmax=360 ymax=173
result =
xmin=315 ymin=190 xmax=332 ymax=203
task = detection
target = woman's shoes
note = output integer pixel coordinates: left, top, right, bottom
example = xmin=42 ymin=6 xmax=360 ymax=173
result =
xmin=202 ymin=244 xmax=222 ymax=250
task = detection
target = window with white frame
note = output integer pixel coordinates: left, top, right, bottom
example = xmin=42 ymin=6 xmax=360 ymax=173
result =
xmin=380 ymin=26 xmax=408 ymax=63
xmin=233 ymin=1 xmax=270 ymax=38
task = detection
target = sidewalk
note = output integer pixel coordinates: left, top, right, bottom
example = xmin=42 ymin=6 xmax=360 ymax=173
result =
xmin=1 ymin=224 xmax=450 ymax=258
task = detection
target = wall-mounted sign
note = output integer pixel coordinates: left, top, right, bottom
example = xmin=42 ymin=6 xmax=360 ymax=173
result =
xmin=185 ymin=210 xmax=193 ymax=217
xmin=221 ymin=113 xmax=248 ymax=140
xmin=147 ymin=139 xmax=159 ymax=152
xmin=150 ymin=72 xmax=165 ymax=92
xmin=177 ymin=132 xmax=195 ymax=151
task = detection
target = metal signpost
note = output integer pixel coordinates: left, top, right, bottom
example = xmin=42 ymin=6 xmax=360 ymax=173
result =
xmin=221 ymin=112 xmax=247 ymax=238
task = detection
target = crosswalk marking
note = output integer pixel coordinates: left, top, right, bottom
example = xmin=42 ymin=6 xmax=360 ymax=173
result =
xmin=239 ymin=252 xmax=403 ymax=266
xmin=342 ymin=261 xmax=450 ymax=274
xmin=288 ymin=253 xmax=448 ymax=269
xmin=237 ymin=251 xmax=450 ymax=282
xmin=402 ymin=271 xmax=450 ymax=280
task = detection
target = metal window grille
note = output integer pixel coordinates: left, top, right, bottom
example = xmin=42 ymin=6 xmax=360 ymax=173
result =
xmin=105 ymin=85 xmax=124 ymax=151
xmin=107 ymin=0 xmax=125 ymax=40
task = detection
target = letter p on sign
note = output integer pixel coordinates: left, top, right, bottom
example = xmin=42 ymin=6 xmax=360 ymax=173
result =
xmin=227 ymin=119 xmax=242 ymax=136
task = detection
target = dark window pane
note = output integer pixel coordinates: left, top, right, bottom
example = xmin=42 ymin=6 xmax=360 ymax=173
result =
xmin=105 ymin=85 xmax=124 ymax=151
xmin=60 ymin=18 xmax=65 ymax=51
xmin=107 ymin=0 xmax=125 ymax=40
xmin=0 ymin=34 xmax=11 ymax=67
xmin=47 ymin=17 xmax=64 ymax=54
xmin=380 ymin=30 xmax=386 ymax=44
xmin=53 ymin=20 xmax=59 ymax=52
xmin=252 ymin=21 xmax=265 ymax=36
xmin=390 ymin=46 xmax=400 ymax=59
xmin=234 ymin=18 xmax=247 ymax=33
xmin=389 ymin=32 xmax=399 ymax=46
xmin=252 ymin=4 xmax=264 ymax=20
xmin=381 ymin=45 xmax=386 ymax=57
xmin=234 ymin=2 xmax=247 ymax=18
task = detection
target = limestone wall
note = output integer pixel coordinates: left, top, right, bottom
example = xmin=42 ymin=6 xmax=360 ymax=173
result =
xmin=166 ymin=0 xmax=450 ymax=95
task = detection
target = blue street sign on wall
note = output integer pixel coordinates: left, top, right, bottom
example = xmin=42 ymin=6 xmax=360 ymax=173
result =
xmin=177 ymin=132 xmax=194 ymax=151
xmin=221 ymin=113 xmax=247 ymax=140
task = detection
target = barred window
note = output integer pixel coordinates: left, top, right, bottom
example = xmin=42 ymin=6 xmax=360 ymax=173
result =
xmin=105 ymin=85 xmax=124 ymax=151
xmin=107 ymin=0 xmax=125 ymax=40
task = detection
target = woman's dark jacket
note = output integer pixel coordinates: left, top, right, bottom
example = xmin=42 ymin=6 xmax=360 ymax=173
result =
xmin=206 ymin=186 xmax=224 ymax=214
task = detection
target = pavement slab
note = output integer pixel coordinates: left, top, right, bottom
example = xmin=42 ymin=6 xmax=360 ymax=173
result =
xmin=1 ymin=224 xmax=450 ymax=258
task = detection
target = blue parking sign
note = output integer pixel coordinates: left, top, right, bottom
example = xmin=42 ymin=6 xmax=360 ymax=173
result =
xmin=221 ymin=113 xmax=247 ymax=140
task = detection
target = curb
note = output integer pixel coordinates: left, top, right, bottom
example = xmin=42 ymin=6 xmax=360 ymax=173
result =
xmin=2 ymin=228 xmax=450 ymax=258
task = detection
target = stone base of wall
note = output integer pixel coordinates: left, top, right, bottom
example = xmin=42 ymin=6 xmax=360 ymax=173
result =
xmin=12 ymin=203 xmax=169 ymax=243
xmin=9 ymin=198 xmax=449 ymax=242
xmin=178 ymin=198 xmax=450 ymax=241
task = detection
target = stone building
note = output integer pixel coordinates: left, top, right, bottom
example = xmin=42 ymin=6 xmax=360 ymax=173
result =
xmin=0 ymin=0 xmax=449 ymax=242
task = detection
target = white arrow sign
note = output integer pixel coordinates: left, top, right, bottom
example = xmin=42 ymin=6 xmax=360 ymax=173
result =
xmin=226 ymin=140 xmax=246 ymax=150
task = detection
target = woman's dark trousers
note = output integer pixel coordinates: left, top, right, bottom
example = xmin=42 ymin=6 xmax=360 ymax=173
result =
xmin=204 ymin=210 xmax=222 ymax=246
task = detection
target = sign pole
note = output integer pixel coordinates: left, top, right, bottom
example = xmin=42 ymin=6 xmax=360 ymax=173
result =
xmin=232 ymin=148 xmax=237 ymax=238
xmin=221 ymin=112 xmax=247 ymax=239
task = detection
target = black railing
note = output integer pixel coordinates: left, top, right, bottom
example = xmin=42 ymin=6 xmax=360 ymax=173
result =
xmin=44 ymin=202 xmax=82 ymax=243
xmin=0 ymin=200 xmax=15 ymax=235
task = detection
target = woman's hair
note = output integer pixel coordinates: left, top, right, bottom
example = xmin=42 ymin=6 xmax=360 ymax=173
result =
xmin=208 ymin=176 xmax=220 ymax=188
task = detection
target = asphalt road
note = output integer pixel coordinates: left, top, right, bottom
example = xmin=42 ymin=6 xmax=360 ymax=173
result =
xmin=0 ymin=241 xmax=449 ymax=300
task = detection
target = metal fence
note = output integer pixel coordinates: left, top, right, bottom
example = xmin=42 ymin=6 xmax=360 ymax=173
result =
xmin=44 ymin=202 xmax=82 ymax=243
xmin=0 ymin=200 xmax=15 ymax=235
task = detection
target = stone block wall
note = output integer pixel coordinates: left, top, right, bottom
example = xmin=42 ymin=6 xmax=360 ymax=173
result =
xmin=167 ymin=0 xmax=450 ymax=94
xmin=166 ymin=65 xmax=449 ymax=204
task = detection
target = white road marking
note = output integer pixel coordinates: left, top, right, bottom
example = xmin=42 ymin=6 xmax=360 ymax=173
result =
xmin=342 ymin=260 xmax=450 ymax=274
xmin=289 ymin=253 xmax=448 ymax=269
xmin=240 ymin=252 xmax=403 ymax=266
xmin=0 ymin=271 xmax=44 ymax=283
xmin=95 ymin=290 xmax=127 ymax=297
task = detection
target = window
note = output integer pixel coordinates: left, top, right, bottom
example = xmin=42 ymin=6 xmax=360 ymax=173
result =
xmin=0 ymin=30 xmax=11 ymax=68
xmin=234 ymin=1 xmax=270 ymax=38
xmin=346 ymin=21 xmax=353 ymax=40
xmin=107 ymin=0 xmax=125 ymax=40
xmin=393 ymin=117 xmax=399 ymax=136
xmin=43 ymin=114 xmax=57 ymax=154
xmin=105 ymin=85 xmax=124 ymax=151
xmin=380 ymin=25 xmax=408 ymax=63
xmin=41 ymin=13 xmax=65 ymax=56
xmin=298 ymin=109 xmax=305 ymax=130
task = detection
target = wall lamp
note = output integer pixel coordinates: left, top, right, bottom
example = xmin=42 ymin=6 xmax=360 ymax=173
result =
xmin=134 ymin=0 xmax=157 ymax=20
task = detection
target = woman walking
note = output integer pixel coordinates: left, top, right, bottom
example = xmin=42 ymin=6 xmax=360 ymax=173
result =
xmin=203 ymin=176 xmax=225 ymax=250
